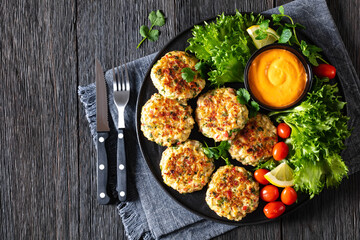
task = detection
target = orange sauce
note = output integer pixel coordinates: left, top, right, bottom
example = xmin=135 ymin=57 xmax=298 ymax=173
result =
xmin=248 ymin=49 xmax=307 ymax=108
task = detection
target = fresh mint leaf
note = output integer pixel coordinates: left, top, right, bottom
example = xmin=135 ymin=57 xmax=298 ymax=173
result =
xmin=255 ymin=29 xmax=268 ymax=40
xmin=259 ymin=19 xmax=270 ymax=30
xmin=278 ymin=5 xmax=285 ymax=15
xmin=139 ymin=25 xmax=149 ymax=38
xmin=137 ymin=10 xmax=166 ymax=49
xmin=181 ymin=67 xmax=196 ymax=82
xmin=271 ymin=14 xmax=283 ymax=23
xmin=148 ymin=29 xmax=159 ymax=42
xmin=278 ymin=28 xmax=292 ymax=43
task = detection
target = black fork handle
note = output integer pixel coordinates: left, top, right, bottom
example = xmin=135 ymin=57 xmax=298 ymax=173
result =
xmin=116 ymin=128 xmax=127 ymax=201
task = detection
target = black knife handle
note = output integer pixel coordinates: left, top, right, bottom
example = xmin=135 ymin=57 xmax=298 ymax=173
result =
xmin=96 ymin=132 xmax=111 ymax=205
xmin=116 ymin=129 xmax=127 ymax=201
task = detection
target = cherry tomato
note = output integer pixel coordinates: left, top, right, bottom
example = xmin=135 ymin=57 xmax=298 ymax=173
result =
xmin=272 ymin=142 xmax=289 ymax=161
xmin=263 ymin=201 xmax=286 ymax=219
xmin=260 ymin=185 xmax=279 ymax=202
xmin=254 ymin=169 xmax=270 ymax=185
xmin=313 ymin=64 xmax=336 ymax=79
xmin=281 ymin=187 xmax=298 ymax=205
xmin=277 ymin=123 xmax=291 ymax=139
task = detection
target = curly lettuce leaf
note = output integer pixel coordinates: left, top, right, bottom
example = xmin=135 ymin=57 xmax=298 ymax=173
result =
xmin=270 ymin=77 xmax=351 ymax=198
xmin=186 ymin=11 xmax=263 ymax=85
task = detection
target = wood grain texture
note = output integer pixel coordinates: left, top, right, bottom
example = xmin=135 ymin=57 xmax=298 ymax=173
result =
xmin=1 ymin=0 xmax=359 ymax=239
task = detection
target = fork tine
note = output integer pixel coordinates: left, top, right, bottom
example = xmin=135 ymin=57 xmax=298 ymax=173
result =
xmin=124 ymin=62 xmax=130 ymax=91
xmin=119 ymin=62 xmax=125 ymax=91
xmin=112 ymin=66 xmax=118 ymax=91
xmin=116 ymin=66 xmax=122 ymax=91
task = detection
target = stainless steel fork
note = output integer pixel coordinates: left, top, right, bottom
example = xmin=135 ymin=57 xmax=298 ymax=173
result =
xmin=112 ymin=63 xmax=130 ymax=202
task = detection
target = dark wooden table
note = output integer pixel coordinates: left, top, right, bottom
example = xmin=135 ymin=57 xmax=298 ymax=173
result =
xmin=1 ymin=0 xmax=359 ymax=239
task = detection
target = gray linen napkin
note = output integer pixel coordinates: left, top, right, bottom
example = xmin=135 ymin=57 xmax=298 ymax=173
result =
xmin=78 ymin=0 xmax=360 ymax=239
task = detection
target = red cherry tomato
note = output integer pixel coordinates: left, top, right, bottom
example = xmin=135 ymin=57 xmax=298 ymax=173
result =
xmin=260 ymin=185 xmax=279 ymax=202
xmin=313 ymin=64 xmax=336 ymax=79
xmin=277 ymin=123 xmax=291 ymax=139
xmin=263 ymin=201 xmax=286 ymax=219
xmin=281 ymin=187 xmax=298 ymax=205
xmin=254 ymin=169 xmax=270 ymax=185
xmin=272 ymin=142 xmax=289 ymax=161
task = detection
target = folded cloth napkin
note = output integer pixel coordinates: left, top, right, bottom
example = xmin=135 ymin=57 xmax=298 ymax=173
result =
xmin=78 ymin=0 xmax=360 ymax=239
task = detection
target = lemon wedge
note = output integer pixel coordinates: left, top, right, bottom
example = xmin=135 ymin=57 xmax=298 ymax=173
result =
xmin=246 ymin=25 xmax=280 ymax=49
xmin=264 ymin=162 xmax=294 ymax=187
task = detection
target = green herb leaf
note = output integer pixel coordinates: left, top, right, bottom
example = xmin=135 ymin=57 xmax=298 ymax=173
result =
xmin=149 ymin=10 xmax=166 ymax=27
xmin=259 ymin=19 xmax=270 ymax=30
xmin=249 ymin=101 xmax=260 ymax=118
xmin=271 ymin=14 xmax=283 ymax=23
xmin=203 ymin=141 xmax=231 ymax=165
xmin=195 ymin=61 xmax=208 ymax=79
xmin=148 ymin=29 xmax=159 ymax=42
xmin=236 ymin=88 xmax=251 ymax=105
xmin=139 ymin=25 xmax=149 ymax=38
xmin=278 ymin=28 xmax=292 ymax=43
xmin=181 ymin=67 xmax=196 ymax=82
xmin=137 ymin=10 xmax=166 ymax=49
xmin=236 ymin=88 xmax=259 ymax=118
xmin=278 ymin=5 xmax=285 ymax=15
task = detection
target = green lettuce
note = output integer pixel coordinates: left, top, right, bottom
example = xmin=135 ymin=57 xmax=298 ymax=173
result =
xmin=186 ymin=11 xmax=263 ymax=85
xmin=269 ymin=77 xmax=351 ymax=198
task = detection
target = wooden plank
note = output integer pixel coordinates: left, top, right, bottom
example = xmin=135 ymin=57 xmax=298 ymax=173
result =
xmin=175 ymin=0 xmax=274 ymax=33
xmin=76 ymin=0 xmax=176 ymax=239
xmin=0 ymin=0 xmax=79 ymax=239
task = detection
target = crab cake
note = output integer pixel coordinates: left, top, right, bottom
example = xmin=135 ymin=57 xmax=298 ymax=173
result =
xmin=160 ymin=140 xmax=215 ymax=193
xmin=150 ymin=51 xmax=206 ymax=100
xmin=195 ymin=88 xmax=249 ymax=142
xmin=141 ymin=93 xmax=195 ymax=147
xmin=206 ymin=165 xmax=259 ymax=221
xmin=229 ymin=114 xmax=278 ymax=166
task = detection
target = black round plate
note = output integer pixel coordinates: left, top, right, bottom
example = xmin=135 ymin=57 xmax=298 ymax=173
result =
xmin=135 ymin=13 xmax=312 ymax=225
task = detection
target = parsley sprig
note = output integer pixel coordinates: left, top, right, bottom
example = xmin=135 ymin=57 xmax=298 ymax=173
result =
xmin=236 ymin=88 xmax=259 ymax=118
xmin=203 ymin=141 xmax=231 ymax=166
xmin=256 ymin=6 xmax=328 ymax=66
xmin=181 ymin=62 xmax=207 ymax=82
xmin=181 ymin=67 xmax=196 ymax=82
xmin=137 ymin=10 xmax=166 ymax=49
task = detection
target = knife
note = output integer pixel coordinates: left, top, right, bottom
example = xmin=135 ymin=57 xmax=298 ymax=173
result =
xmin=95 ymin=58 xmax=111 ymax=205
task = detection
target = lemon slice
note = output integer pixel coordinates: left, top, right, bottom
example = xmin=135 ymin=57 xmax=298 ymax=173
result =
xmin=264 ymin=162 xmax=294 ymax=187
xmin=246 ymin=25 xmax=280 ymax=49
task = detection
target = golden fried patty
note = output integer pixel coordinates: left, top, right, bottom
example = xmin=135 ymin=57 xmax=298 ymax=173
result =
xmin=160 ymin=140 xmax=215 ymax=193
xmin=140 ymin=93 xmax=194 ymax=147
xmin=205 ymin=165 xmax=259 ymax=221
xmin=151 ymin=51 xmax=206 ymax=100
xmin=229 ymin=114 xmax=278 ymax=166
xmin=195 ymin=88 xmax=249 ymax=141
